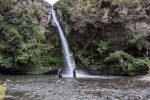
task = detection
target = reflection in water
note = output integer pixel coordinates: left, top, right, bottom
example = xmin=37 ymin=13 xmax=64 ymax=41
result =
xmin=0 ymin=75 xmax=150 ymax=100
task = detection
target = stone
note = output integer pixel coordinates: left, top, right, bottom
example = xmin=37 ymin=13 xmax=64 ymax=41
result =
xmin=4 ymin=95 xmax=17 ymax=100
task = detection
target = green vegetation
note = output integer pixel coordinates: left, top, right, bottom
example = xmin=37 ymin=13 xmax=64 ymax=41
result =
xmin=58 ymin=0 xmax=71 ymax=12
xmin=0 ymin=0 xmax=13 ymax=14
xmin=127 ymin=32 xmax=150 ymax=61
xmin=58 ymin=0 xmax=149 ymax=75
xmin=97 ymin=41 xmax=109 ymax=57
xmin=0 ymin=0 xmax=149 ymax=75
xmin=146 ymin=59 xmax=150 ymax=67
xmin=105 ymin=51 xmax=149 ymax=75
xmin=105 ymin=51 xmax=133 ymax=63
xmin=45 ymin=55 xmax=62 ymax=66
xmin=0 ymin=85 xmax=6 ymax=96
xmin=0 ymin=0 xmax=62 ymax=74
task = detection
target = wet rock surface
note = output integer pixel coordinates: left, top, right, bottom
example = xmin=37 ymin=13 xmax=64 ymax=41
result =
xmin=0 ymin=75 xmax=150 ymax=100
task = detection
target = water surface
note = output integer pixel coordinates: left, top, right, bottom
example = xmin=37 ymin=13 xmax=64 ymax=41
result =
xmin=0 ymin=75 xmax=150 ymax=100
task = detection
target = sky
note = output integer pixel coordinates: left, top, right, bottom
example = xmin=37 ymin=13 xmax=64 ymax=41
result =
xmin=44 ymin=0 xmax=59 ymax=5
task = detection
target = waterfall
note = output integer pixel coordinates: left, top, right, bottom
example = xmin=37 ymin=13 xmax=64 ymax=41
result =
xmin=51 ymin=6 xmax=76 ymax=77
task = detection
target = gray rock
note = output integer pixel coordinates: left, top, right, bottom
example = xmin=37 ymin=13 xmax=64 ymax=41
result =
xmin=4 ymin=95 xmax=17 ymax=100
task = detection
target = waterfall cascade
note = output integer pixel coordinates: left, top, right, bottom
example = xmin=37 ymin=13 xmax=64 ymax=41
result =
xmin=51 ymin=5 xmax=76 ymax=77
xmin=44 ymin=0 xmax=88 ymax=77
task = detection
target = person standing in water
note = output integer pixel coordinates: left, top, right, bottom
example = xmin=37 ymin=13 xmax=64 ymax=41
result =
xmin=73 ymin=68 xmax=77 ymax=80
xmin=58 ymin=67 xmax=62 ymax=80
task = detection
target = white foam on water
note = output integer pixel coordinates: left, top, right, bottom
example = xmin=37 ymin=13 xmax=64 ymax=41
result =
xmin=62 ymin=70 xmax=88 ymax=78
xmin=63 ymin=70 xmax=119 ymax=79
xmin=139 ymin=75 xmax=150 ymax=81
xmin=62 ymin=74 xmax=119 ymax=79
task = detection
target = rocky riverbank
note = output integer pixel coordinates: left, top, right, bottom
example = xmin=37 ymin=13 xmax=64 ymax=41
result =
xmin=1 ymin=75 xmax=150 ymax=100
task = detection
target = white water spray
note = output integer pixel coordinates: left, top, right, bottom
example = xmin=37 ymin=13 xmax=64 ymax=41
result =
xmin=44 ymin=0 xmax=89 ymax=77
xmin=51 ymin=6 xmax=76 ymax=77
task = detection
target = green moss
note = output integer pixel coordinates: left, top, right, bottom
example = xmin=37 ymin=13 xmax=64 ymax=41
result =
xmin=0 ymin=85 xmax=6 ymax=96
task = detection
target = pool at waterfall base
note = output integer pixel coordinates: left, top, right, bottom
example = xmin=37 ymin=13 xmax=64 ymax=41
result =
xmin=1 ymin=75 xmax=150 ymax=100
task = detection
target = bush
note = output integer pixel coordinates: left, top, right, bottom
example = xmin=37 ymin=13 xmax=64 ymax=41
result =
xmin=105 ymin=50 xmax=133 ymax=63
xmin=105 ymin=51 xmax=149 ymax=75
xmin=0 ymin=0 xmax=13 ymax=14
xmin=132 ymin=58 xmax=148 ymax=71
xmin=0 ymin=56 xmax=13 ymax=69
xmin=45 ymin=55 xmax=62 ymax=66
xmin=58 ymin=0 xmax=71 ymax=12
xmin=97 ymin=41 xmax=109 ymax=57
xmin=28 ymin=5 xmax=43 ymax=19
xmin=0 ymin=0 xmax=55 ymax=74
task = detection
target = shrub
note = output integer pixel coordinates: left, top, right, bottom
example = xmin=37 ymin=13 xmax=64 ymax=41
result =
xmin=132 ymin=58 xmax=148 ymax=71
xmin=0 ymin=55 xmax=13 ymax=68
xmin=105 ymin=51 xmax=149 ymax=75
xmin=0 ymin=0 xmax=54 ymax=73
xmin=0 ymin=0 xmax=13 ymax=14
xmin=97 ymin=41 xmax=109 ymax=57
xmin=58 ymin=0 xmax=71 ymax=12
xmin=45 ymin=55 xmax=62 ymax=66
xmin=28 ymin=5 xmax=43 ymax=19
xmin=105 ymin=50 xmax=133 ymax=63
